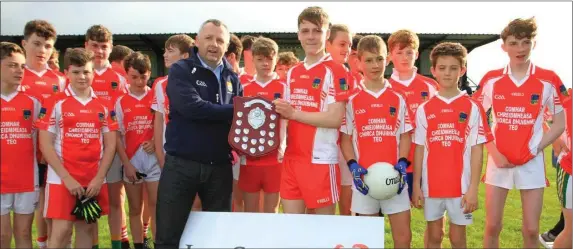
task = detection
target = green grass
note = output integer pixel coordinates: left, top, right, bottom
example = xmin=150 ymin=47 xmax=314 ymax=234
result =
xmin=13 ymin=147 xmax=561 ymax=248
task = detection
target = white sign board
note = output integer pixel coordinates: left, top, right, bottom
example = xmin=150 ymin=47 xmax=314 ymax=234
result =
xmin=179 ymin=212 xmax=385 ymax=248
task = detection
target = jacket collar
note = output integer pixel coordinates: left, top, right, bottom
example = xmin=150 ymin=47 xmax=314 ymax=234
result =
xmin=189 ymin=47 xmax=234 ymax=73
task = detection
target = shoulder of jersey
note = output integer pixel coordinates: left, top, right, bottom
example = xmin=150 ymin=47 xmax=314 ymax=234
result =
xmin=532 ymin=65 xmax=560 ymax=82
xmin=418 ymin=75 xmax=439 ymax=88
xmin=480 ymin=68 xmax=505 ymax=83
xmin=322 ymin=60 xmax=348 ymax=72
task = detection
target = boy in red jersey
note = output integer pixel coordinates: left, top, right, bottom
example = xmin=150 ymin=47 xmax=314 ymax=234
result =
xmin=239 ymin=35 xmax=257 ymax=81
xmin=0 ymin=42 xmax=42 ymax=249
xmin=326 ymin=24 xmax=355 ymax=216
xmin=84 ymin=24 xmax=131 ymax=249
xmin=476 ymin=18 xmax=565 ymax=248
xmin=552 ymin=95 xmax=572 ymax=249
xmin=110 ymin=45 xmax=134 ymax=78
xmin=273 ymin=6 xmax=355 ymax=215
xmin=20 ymin=20 xmax=65 ymax=249
xmin=239 ymin=37 xmax=286 ymax=213
xmin=340 ymin=35 xmax=413 ymax=247
xmin=115 ymin=52 xmax=160 ymax=249
xmin=151 ymin=35 xmax=196 ymax=214
xmin=38 ymin=48 xmax=116 ymax=249
xmin=48 ymin=49 xmax=63 ymax=76
xmin=275 ymin=52 xmax=299 ymax=80
xmin=412 ymin=42 xmax=492 ymax=248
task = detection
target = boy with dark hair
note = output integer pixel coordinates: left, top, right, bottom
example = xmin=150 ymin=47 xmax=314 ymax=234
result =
xmin=476 ymin=17 xmax=565 ymax=248
xmin=412 ymin=42 xmax=491 ymax=248
xmin=38 ymin=48 xmax=116 ymax=249
xmin=109 ymin=45 xmax=134 ymax=78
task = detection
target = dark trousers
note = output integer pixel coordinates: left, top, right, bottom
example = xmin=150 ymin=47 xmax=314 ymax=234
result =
xmin=155 ymin=154 xmax=233 ymax=249
xmin=549 ymin=212 xmax=565 ymax=236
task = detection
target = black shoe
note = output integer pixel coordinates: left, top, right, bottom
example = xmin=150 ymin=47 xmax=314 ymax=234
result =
xmin=121 ymin=241 xmax=131 ymax=249
xmin=143 ymin=238 xmax=152 ymax=249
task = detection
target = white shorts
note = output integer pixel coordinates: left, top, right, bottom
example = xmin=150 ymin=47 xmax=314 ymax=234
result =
xmin=351 ymin=186 xmax=410 ymax=215
xmin=424 ymin=197 xmax=473 ymax=226
xmin=123 ymin=147 xmax=161 ymax=183
xmin=1 ymin=191 xmax=40 ymax=215
xmin=106 ymin=153 xmax=123 ymax=184
xmin=233 ymin=161 xmax=240 ymax=181
xmin=338 ymin=149 xmax=352 ymax=186
xmin=484 ymin=153 xmax=547 ymax=190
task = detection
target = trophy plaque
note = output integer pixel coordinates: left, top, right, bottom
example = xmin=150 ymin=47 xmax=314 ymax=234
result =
xmin=229 ymin=96 xmax=280 ymax=157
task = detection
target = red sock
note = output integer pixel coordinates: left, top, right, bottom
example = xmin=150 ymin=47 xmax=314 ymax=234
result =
xmin=121 ymin=226 xmax=129 ymax=242
xmin=143 ymin=223 xmax=149 ymax=237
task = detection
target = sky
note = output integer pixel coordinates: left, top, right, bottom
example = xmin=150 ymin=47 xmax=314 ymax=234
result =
xmin=1 ymin=1 xmax=572 ymax=87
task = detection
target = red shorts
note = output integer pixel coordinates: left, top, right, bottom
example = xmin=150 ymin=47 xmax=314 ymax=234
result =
xmin=44 ymin=183 xmax=109 ymax=221
xmin=238 ymin=164 xmax=282 ymax=193
xmin=280 ymin=159 xmax=340 ymax=209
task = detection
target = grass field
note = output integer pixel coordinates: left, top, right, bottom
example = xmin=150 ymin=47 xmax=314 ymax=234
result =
xmin=15 ymin=147 xmax=561 ymax=248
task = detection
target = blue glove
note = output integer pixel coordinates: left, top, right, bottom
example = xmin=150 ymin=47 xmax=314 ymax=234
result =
xmin=347 ymin=159 xmax=369 ymax=195
xmin=394 ymin=157 xmax=411 ymax=195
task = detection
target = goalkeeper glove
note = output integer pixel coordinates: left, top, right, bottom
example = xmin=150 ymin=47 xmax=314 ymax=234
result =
xmin=81 ymin=198 xmax=102 ymax=224
xmin=347 ymin=159 xmax=369 ymax=195
xmin=394 ymin=157 xmax=411 ymax=195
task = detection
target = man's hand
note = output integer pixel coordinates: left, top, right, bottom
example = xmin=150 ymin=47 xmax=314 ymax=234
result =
xmin=158 ymin=155 xmax=165 ymax=169
xmin=461 ymin=188 xmax=478 ymax=214
xmin=273 ymin=99 xmax=297 ymax=120
xmin=142 ymin=140 xmax=155 ymax=154
xmin=231 ymin=151 xmax=239 ymax=165
xmin=85 ymin=175 xmax=105 ymax=198
xmin=411 ymin=186 xmax=424 ymax=209
xmin=62 ymin=175 xmax=84 ymax=198
xmin=124 ymin=163 xmax=138 ymax=183
xmin=394 ymin=157 xmax=410 ymax=195
xmin=348 ymin=160 xmax=369 ymax=195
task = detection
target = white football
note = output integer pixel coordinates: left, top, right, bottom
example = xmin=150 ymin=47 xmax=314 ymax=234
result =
xmin=363 ymin=162 xmax=400 ymax=200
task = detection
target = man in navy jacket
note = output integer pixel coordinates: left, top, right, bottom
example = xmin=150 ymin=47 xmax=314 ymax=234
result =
xmin=155 ymin=19 xmax=242 ymax=249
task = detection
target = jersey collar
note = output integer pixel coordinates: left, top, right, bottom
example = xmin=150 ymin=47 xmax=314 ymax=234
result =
xmin=64 ymin=84 xmax=97 ymax=98
xmin=503 ymin=61 xmax=536 ymax=75
xmin=359 ymin=79 xmax=391 ymax=99
xmin=24 ymin=64 xmax=50 ymax=78
xmin=302 ymin=53 xmax=332 ymax=70
xmin=94 ymin=62 xmax=112 ymax=76
xmin=126 ymin=85 xmax=151 ymax=100
xmin=390 ymin=67 xmax=418 ymax=87
xmin=435 ymin=91 xmax=467 ymax=104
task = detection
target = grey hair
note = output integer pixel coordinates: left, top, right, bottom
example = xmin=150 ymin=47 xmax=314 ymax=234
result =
xmin=198 ymin=19 xmax=230 ymax=43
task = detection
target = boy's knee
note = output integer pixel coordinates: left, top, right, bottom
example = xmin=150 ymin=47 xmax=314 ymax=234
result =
xmin=428 ymin=228 xmax=444 ymax=243
xmin=485 ymin=222 xmax=503 ymax=235
xmin=522 ymin=225 xmax=539 ymax=238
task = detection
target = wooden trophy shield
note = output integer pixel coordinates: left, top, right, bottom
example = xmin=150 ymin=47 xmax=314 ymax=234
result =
xmin=229 ymin=96 xmax=280 ymax=157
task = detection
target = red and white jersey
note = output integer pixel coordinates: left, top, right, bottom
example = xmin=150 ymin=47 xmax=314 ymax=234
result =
xmin=559 ymin=97 xmax=571 ymax=174
xmin=477 ymin=63 xmax=563 ymax=166
xmin=1 ymin=91 xmax=41 ymax=194
xmin=388 ymin=68 xmax=438 ymax=171
xmin=240 ymin=75 xmax=287 ymax=166
xmin=151 ymin=76 xmax=169 ymax=145
xmin=21 ymin=65 xmax=66 ymax=100
xmin=115 ymin=87 xmax=154 ymax=159
xmin=414 ymin=92 xmax=492 ymax=198
xmin=284 ymin=54 xmax=356 ymax=164
xmin=151 ymin=75 xmax=166 ymax=91
xmin=474 ymin=62 xmax=570 ymax=104
xmin=111 ymin=62 xmax=128 ymax=78
xmin=36 ymin=85 xmax=117 ymax=186
xmin=239 ymin=73 xmax=254 ymax=86
xmin=340 ymin=81 xmax=413 ymax=168
xmin=91 ymin=64 xmax=128 ymax=106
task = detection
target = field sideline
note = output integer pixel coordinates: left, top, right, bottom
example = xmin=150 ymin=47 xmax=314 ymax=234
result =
xmin=14 ymin=147 xmax=560 ymax=248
